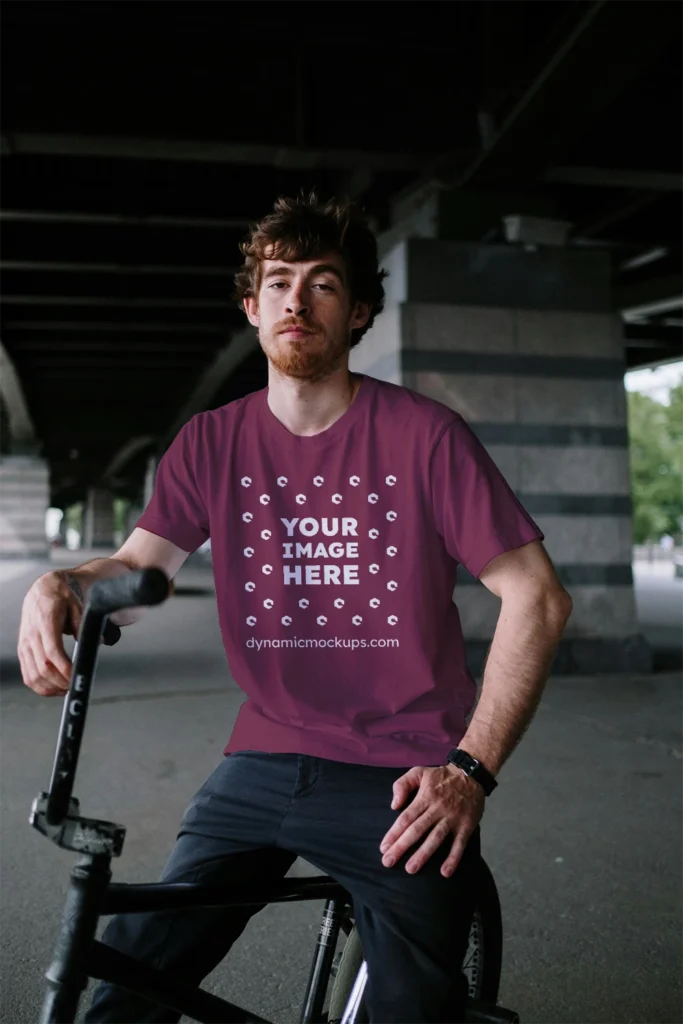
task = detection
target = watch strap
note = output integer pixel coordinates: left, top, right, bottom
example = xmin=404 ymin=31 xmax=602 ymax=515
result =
xmin=446 ymin=748 xmax=498 ymax=796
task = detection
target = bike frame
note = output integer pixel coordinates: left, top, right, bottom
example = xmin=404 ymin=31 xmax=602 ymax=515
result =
xmin=30 ymin=569 xmax=519 ymax=1024
xmin=36 ymin=845 xmax=360 ymax=1024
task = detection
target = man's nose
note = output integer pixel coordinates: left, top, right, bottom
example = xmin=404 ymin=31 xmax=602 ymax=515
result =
xmin=285 ymin=288 xmax=309 ymax=316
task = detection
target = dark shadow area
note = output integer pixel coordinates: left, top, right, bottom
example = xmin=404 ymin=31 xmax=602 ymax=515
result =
xmin=172 ymin=586 xmax=214 ymax=597
xmin=652 ymin=647 xmax=683 ymax=673
xmin=0 ymin=658 xmax=22 ymax=685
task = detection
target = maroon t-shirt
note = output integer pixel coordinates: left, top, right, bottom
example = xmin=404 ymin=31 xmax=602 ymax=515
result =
xmin=136 ymin=374 xmax=544 ymax=767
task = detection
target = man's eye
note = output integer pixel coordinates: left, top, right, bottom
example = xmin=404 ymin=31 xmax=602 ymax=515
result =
xmin=269 ymin=282 xmax=286 ymax=289
xmin=315 ymin=283 xmax=333 ymax=291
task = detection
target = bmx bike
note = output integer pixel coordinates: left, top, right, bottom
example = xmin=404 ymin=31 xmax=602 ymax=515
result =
xmin=29 ymin=567 xmax=521 ymax=1024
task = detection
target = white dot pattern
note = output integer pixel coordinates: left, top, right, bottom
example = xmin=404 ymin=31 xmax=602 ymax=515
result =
xmin=240 ymin=474 xmax=400 ymax=629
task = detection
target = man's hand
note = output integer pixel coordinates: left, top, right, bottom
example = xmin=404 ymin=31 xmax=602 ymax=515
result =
xmin=18 ymin=572 xmax=84 ymax=696
xmin=379 ymin=764 xmax=486 ymax=878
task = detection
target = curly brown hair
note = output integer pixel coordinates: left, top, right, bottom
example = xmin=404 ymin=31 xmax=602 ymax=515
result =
xmin=233 ymin=191 xmax=388 ymax=349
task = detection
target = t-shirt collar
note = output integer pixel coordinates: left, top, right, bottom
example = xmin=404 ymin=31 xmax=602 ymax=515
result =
xmin=258 ymin=373 xmax=372 ymax=448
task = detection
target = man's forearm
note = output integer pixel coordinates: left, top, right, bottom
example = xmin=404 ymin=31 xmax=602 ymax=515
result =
xmin=457 ymin=591 xmax=572 ymax=777
xmin=56 ymin=558 xmax=129 ymax=596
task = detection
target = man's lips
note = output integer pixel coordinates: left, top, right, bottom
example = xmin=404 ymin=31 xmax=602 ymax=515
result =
xmin=279 ymin=327 xmax=315 ymax=336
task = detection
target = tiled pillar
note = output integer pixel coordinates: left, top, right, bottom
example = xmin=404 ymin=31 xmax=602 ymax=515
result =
xmin=351 ymin=238 xmax=649 ymax=674
xmin=0 ymin=455 xmax=50 ymax=558
xmin=82 ymin=487 xmax=115 ymax=550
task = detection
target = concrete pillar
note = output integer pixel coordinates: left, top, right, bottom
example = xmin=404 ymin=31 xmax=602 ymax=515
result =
xmin=143 ymin=455 xmax=157 ymax=507
xmin=0 ymin=455 xmax=50 ymax=559
xmin=82 ymin=487 xmax=115 ymax=550
xmin=122 ymin=454 xmax=157 ymax=541
xmin=351 ymin=233 xmax=650 ymax=674
xmin=125 ymin=504 xmax=144 ymax=539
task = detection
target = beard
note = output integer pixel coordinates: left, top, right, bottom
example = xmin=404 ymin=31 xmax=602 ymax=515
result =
xmin=260 ymin=323 xmax=350 ymax=384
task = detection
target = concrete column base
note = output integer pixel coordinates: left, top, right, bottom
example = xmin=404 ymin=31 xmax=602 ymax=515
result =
xmin=0 ymin=455 xmax=50 ymax=559
xmin=466 ymin=634 xmax=653 ymax=678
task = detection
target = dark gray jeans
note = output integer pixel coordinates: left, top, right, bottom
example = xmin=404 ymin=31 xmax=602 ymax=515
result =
xmin=85 ymin=751 xmax=481 ymax=1023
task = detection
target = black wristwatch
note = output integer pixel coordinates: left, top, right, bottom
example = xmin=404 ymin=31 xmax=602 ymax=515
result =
xmin=446 ymin=748 xmax=498 ymax=796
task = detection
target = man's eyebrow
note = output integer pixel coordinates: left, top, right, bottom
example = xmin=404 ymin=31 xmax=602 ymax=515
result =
xmin=309 ymin=263 xmax=345 ymax=282
xmin=262 ymin=264 xmax=294 ymax=280
xmin=262 ymin=263 xmax=345 ymax=283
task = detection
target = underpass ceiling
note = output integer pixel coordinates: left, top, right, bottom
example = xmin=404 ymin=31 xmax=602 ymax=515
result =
xmin=0 ymin=0 xmax=681 ymax=506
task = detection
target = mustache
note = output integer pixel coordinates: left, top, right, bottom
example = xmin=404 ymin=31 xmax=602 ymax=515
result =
xmin=276 ymin=320 xmax=319 ymax=334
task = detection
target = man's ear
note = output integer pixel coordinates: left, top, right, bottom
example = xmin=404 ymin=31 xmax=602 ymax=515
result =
xmin=244 ymin=295 xmax=260 ymax=328
xmin=350 ymin=300 xmax=371 ymax=332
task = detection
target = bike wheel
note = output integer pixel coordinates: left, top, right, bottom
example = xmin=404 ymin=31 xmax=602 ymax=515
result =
xmin=327 ymin=857 xmax=503 ymax=1023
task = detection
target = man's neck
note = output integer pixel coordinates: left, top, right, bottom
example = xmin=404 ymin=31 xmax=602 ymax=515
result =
xmin=266 ymin=366 xmax=362 ymax=437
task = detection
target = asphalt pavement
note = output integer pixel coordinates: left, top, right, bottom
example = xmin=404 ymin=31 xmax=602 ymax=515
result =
xmin=1 ymin=551 xmax=680 ymax=1024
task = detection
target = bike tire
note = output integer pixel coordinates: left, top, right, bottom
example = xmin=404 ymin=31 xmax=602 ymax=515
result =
xmin=326 ymin=857 xmax=503 ymax=1023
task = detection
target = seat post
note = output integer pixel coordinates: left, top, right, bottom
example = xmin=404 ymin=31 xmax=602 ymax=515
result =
xmin=39 ymin=853 xmax=113 ymax=1024
xmin=299 ymin=897 xmax=349 ymax=1023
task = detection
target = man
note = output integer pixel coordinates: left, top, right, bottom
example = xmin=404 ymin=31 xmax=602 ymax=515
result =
xmin=19 ymin=192 xmax=573 ymax=1023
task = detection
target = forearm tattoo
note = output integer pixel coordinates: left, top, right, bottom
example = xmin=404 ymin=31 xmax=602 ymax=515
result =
xmin=63 ymin=572 xmax=84 ymax=604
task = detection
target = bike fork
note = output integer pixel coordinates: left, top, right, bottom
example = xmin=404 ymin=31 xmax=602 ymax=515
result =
xmin=40 ymin=853 xmax=112 ymax=1024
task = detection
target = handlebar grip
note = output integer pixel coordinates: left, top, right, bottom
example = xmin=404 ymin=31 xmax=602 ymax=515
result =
xmin=88 ymin=567 xmax=170 ymax=615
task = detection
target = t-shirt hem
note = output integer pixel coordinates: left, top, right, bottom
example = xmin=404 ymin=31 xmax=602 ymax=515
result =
xmin=223 ymin=711 xmax=466 ymax=769
xmin=466 ymin=525 xmax=545 ymax=580
xmin=223 ymin=738 xmax=461 ymax=769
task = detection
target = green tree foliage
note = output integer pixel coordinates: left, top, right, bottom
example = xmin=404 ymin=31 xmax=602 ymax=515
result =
xmin=64 ymin=503 xmax=83 ymax=533
xmin=627 ymin=382 xmax=683 ymax=543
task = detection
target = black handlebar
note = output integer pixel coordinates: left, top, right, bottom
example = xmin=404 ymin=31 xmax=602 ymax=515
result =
xmin=89 ymin=568 xmax=170 ymax=616
xmin=45 ymin=568 xmax=171 ymax=826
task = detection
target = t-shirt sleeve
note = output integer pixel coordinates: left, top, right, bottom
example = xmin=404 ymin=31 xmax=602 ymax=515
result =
xmin=430 ymin=416 xmax=544 ymax=579
xmin=134 ymin=417 xmax=210 ymax=553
